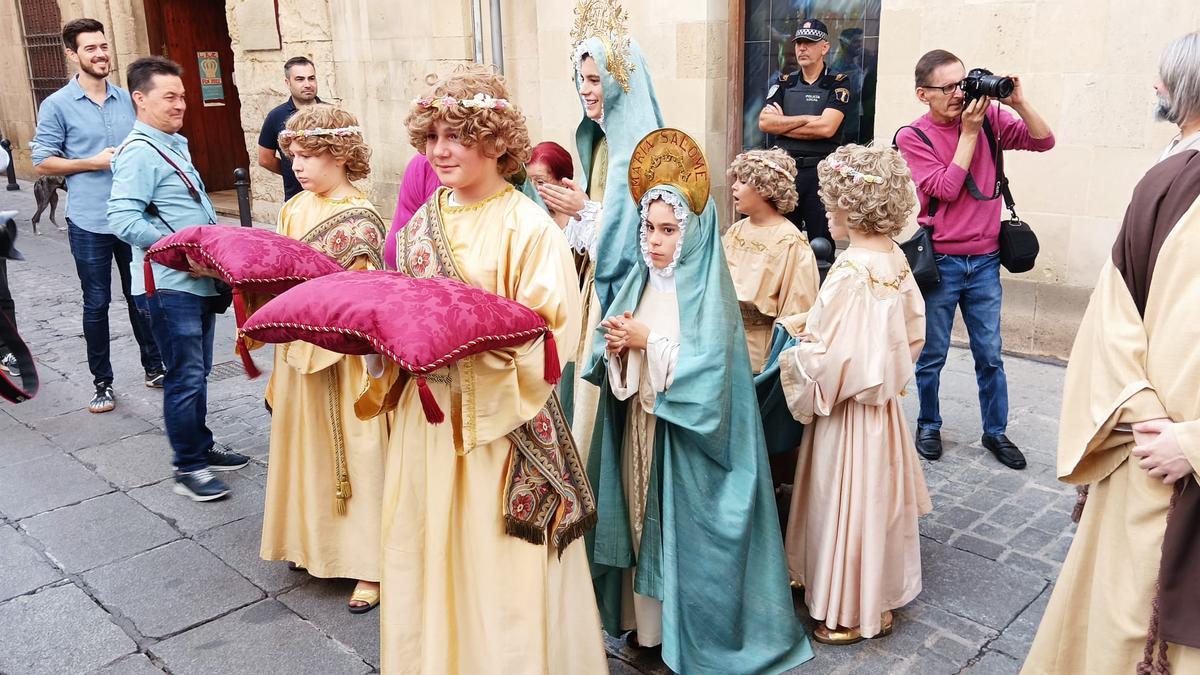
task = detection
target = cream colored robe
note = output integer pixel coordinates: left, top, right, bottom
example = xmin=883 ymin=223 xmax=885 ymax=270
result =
xmin=259 ymin=192 xmax=389 ymax=581
xmin=722 ymin=217 xmax=820 ymax=373
xmin=605 ymin=281 xmax=681 ymax=648
xmin=1022 ymin=200 xmax=1200 ymax=674
xmin=358 ymin=188 xmax=607 ymax=675
xmin=780 ymin=245 xmax=931 ymax=638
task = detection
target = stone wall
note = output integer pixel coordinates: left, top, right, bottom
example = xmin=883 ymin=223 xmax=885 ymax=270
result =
xmin=875 ymin=0 xmax=1200 ymax=359
xmin=222 ymin=0 xmax=731 ymax=224
xmin=0 ymin=1 xmax=38 ymax=178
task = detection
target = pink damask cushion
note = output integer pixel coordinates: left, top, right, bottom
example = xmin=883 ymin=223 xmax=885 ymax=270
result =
xmin=144 ymin=226 xmax=345 ymax=295
xmin=240 ymin=271 xmax=561 ymax=422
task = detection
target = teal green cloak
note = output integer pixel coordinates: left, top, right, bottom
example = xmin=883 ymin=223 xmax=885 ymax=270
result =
xmin=573 ymin=37 xmax=664 ymax=317
xmin=582 ymin=185 xmax=813 ymax=674
xmin=755 ymin=324 xmax=807 ymax=455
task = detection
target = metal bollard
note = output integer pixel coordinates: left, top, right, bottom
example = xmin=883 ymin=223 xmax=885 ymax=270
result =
xmin=2 ymin=139 xmax=18 ymax=191
xmin=233 ymin=168 xmax=251 ymax=227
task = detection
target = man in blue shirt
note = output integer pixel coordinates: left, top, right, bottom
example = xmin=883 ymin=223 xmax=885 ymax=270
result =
xmin=32 ymin=18 xmax=164 ymax=413
xmin=108 ymin=56 xmax=249 ymax=502
xmin=257 ymin=56 xmax=322 ymax=202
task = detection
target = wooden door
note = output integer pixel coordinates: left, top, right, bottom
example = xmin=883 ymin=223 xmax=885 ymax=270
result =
xmin=144 ymin=0 xmax=248 ymax=191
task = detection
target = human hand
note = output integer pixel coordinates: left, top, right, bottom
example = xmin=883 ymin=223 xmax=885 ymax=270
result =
xmin=762 ymin=103 xmax=784 ymax=118
xmin=91 ymin=147 xmax=116 ymax=170
xmin=998 ymin=73 xmax=1024 ymax=108
xmin=185 ymin=256 xmax=220 ymax=279
xmin=961 ymin=97 xmax=991 ymax=135
xmin=1132 ymin=419 xmax=1194 ymax=485
xmin=620 ymin=313 xmax=650 ymax=351
xmin=538 ymin=178 xmax=587 ymax=218
xmin=797 ymin=331 xmax=817 ymax=343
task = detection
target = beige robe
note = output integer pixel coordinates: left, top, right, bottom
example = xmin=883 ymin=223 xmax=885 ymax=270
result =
xmin=358 ymin=188 xmax=607 ymax=675
xmin=605 ymin=282 xmax=681 ymax=648
xmin=779 ymin=245 xmax=932 ymax=638
xmin=1021 ymin=199 xmax=1200 ymax=674
xmin=722 ymin=217 xmax=820 ymax=373
xmin=259 ymin=192 xmax=389 ymax=581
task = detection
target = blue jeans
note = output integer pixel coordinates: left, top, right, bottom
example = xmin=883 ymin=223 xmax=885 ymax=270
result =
xmin=915 ymin=251 xmax=1008 ymax=437
xmin=68 ymin=221 xmax=162 ymax=386
xmin=136 ymin=291 xmax=215 ymax=472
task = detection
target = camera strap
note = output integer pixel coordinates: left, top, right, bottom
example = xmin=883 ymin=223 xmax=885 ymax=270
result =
xmin=981 ymin=118 xmax=1020 ymax=220
xmin=893 ymin=110 xmax=1017 ymax=221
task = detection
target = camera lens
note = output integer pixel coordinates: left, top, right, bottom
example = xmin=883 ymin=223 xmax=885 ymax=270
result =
xmin=963 ymin=68 xmax=1015 ymax=100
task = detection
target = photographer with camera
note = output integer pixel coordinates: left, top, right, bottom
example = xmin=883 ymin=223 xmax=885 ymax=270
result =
xmin=896 ymin=49 xmax=1054 ymax=470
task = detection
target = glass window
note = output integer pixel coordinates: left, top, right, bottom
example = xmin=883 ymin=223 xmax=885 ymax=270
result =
xmin=741 ymin=0 xmax=881 ymax=150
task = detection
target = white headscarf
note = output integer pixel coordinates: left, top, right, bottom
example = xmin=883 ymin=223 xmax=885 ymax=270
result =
xmin=638 ymin=187 xmax=688 ymax=292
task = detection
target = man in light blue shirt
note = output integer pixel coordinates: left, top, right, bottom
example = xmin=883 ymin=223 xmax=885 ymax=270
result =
xmin=108 ymin=56 xmax=248 ymax=502
xmin=32 ymin=18 xmax=163 ymax=413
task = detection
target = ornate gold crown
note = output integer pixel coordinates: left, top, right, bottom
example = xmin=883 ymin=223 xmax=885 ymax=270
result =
xmin=628 ymin=128 xmax=710 ymax=215
xmin=570 ymin=0 xmax=635 ymax=93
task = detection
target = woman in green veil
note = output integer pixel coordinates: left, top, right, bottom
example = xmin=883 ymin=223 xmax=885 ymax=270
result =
xmin=538 ymin=1 xmax=665 ymax=465
xmin=582 ymin=129 xmax=813 ymax=674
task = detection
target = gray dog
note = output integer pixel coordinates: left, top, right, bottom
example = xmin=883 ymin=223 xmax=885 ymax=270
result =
xmin=31 ymin=175 xmax=66 ymax=234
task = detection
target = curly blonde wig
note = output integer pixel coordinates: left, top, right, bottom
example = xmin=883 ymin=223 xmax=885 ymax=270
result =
xmin=279 ymin=105 xmax=372 ymax=182
xmin=817 ymin=144 xmax=917 ymax=237
xmin=728 ymin=148 xmax=799 ymax=215
xmin=405 ymin=64 xmax=531 ymax=177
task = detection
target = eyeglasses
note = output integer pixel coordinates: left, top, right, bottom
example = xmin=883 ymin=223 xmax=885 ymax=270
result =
xmin=920 ymin=81 xmax=962 ymax=96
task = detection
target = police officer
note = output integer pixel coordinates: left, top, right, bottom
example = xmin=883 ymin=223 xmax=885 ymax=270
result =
xmin=758 ymin=19 xmax=853 ymax=263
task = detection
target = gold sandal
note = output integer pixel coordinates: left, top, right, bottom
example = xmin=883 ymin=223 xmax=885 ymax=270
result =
xmin=348 ymin=586 xmax=380 ymax=615
xmin=874 ymin=611 xmax=895 ymax=638
xmin=813 ymin=624 xmax=863 ymax=646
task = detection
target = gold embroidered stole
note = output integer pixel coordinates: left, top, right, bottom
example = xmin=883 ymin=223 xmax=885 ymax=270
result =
xmin=299 ymin=206 xmax=386 ymax=514
xmin=299 ymin=206 xmax=386 ymax=270
xmin=398 ymin=191 xmax=598 ymax=552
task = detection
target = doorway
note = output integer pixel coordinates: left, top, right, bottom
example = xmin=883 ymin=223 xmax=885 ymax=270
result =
xmin=143 ymin=0 xmax=249 ymax=192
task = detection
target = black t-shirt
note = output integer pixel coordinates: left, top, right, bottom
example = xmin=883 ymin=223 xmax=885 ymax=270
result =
xmin=258 ymin=97 xmax=322 ymax=201
xmin=765 ymin=66 xmax=854 ymax=157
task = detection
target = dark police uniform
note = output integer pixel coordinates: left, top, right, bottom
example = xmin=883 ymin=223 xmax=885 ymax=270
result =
xmin=258 ymin=96 xmax=324 ymax=202
xmin=765 ymin=65 xmax=854 ymax=251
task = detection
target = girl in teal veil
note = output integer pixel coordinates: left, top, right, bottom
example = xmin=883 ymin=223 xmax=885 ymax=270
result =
xmin=582 ymin=130 xmax=813 ymax=674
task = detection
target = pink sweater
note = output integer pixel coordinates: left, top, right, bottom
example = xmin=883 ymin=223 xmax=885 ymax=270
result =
xmin=896 ymin=106 xmax=1055 ymax=255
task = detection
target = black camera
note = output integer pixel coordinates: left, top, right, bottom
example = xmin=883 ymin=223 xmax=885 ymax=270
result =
xmin=962 ymin=68 xmax=1014 ymax=102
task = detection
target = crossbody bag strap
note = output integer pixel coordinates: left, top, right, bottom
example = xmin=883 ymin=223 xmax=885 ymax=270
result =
xmin=892 ymin=125 xmax=939 ymax=220
xmin=981 ymin=117 xmax=1019 ymax=219
xmin=115 ymin=137 xmax=204 ymax=231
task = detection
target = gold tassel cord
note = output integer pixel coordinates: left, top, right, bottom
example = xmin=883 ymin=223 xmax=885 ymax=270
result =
xmin=327 ymin=368 xmax=352 ymax=516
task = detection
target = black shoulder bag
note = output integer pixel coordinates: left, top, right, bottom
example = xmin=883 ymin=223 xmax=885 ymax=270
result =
xmin=120 ymin=138 xmax=234 ymax=314
xmin=892 ymin=126 xmax=940 ymax=289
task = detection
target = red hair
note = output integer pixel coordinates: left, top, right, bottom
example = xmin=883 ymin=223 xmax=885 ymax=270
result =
xmin=529 ymin=141 xmax=574 ymax=182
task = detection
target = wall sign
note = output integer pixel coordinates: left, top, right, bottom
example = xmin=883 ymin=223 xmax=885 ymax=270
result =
xmin=196 ymin=51 xmax=225 ymax=103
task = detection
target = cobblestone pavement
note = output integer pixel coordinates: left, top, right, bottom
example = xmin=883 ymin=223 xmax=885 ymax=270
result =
xmin=0 ymin=181 xmax=1074 ymax=674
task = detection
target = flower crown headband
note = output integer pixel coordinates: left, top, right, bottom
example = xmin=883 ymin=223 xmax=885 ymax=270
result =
xmin=826 ymin=158 xmax=884 ymax=184
xmin=412 ymin=93 xmax=511 ymax=111
xmin=278 ymin=126 xmax=363 ymax=140
xmin=741 ymin=153 xmax=794 ymax=181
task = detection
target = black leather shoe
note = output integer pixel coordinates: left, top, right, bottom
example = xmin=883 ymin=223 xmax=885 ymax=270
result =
xmin=982 ymin=434 xmax=1026 ymax=470
xmin=915 ymin=429 xmax=942 ymax=460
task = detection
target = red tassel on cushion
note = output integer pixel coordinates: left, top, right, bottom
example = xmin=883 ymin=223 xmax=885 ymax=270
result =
xmin=143 ymin=258 xmax=157 ymax=297
xmin=417 ymin=376 xmax=445 ymax=424
xmin=232 ymin=290 xmax=261 ymax=379
xmin=543 ymin=331 xmax=561 ymax=385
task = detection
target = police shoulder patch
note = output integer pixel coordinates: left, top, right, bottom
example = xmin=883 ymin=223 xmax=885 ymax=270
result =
xmin=766 ymin=84 xmax=779 ymax=100
xmin=833 ymin=87 xmax=850 ymax=104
